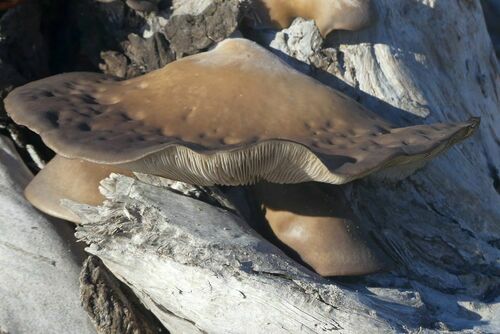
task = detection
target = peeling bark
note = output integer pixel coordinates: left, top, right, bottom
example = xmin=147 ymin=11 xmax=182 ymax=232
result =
xmin=80 ymin=256 xmax=168 ymax=334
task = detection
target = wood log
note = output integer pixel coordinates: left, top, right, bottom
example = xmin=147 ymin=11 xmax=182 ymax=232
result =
xmin=71 ymin=173 xmax=499 ymax=333
xmin=0 ymin=135 xmax=96 ymax=334
xmin=164 ymin=0 xmax=243 ymax=56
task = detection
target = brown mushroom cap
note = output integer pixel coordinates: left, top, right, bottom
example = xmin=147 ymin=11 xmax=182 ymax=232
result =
xmin=253 ymin=182 xmax=386 ymax=276
xmin=5 ymin=38 xmax=478 ymax=186
xmin=252 ymin=0 xmax=373 ymax=37
xmin=25 ymin=155 xmax=132 ymax=223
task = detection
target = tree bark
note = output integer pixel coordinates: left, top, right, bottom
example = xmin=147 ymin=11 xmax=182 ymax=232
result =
xmin=80 ymin=255 xmax=168 ymax=334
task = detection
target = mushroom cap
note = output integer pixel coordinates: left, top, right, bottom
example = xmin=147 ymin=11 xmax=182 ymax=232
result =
xmin=25 ymin=155 xmax=132 ymax=223
xmin=252 ymin=0 xmax=373 ymax=36
xmin=6 ymin=38 xmax=478 ymax=186
xmin=253 ymin=182 xmax=386 ymax=276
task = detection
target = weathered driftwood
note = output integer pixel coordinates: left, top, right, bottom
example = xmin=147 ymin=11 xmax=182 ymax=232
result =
xmin=98 ymin=0 xmax=244 ymax=78
xmin=72 ymin=173 xmax=499 ymax=333
xmin=0 ymin=135 xmax=96 ymax=334
xmin=482 ymin=0 xmax=500 ymax=56
xmin=72 ymin=174 xmax=404 ymax=333
xmin=165 ymin=0 xmax=242 ymax=56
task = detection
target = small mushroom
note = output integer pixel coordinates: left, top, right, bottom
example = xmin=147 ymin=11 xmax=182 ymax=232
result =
xmin=25 ymin=155 xmax=132 ymax=223
xmin=5 ymin=38 xmax=478 ymax=186
xmin=252 ymin=0 xmax=373 ymax=37
xmin=252 ymin=182 xmax=385 ymax=276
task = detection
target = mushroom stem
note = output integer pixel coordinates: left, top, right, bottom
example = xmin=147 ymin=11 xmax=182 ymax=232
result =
xmin=251 ymin=182 xmax=387 ymax=276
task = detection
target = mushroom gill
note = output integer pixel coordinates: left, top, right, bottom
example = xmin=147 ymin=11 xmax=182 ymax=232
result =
xmin=25 ymin=155 xmax=132 ymax=223
xmin=5 ymin=38 xmax=479 ymax=186
xmin=251 ymin=0 xmax=373 ymax=37
xmin=252 ymin=182 xmax=386 ymax=276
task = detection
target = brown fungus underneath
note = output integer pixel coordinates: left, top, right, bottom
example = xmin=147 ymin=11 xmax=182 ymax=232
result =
xmin=251 ymin=0 xmax=373 ymax=37
xmin=5 ymin=38 xmax=479 ymax=186
xmin=252 ymin=182 xmax=386 ymax=276
xmin=25 ymin=155 xmax=132 ymax=223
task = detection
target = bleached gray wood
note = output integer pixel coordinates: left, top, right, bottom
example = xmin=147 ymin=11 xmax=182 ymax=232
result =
xmin=0 ymin=135 xmax=96 ymax=334
xmin=71 ymin=174 xmax=499 ymax=333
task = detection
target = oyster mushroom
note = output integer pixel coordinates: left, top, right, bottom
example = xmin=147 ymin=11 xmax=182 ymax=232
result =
xmin=252 ymin=182 xmax=385 ymax=276
xmin=4 ymin=38 xmax=479 ymax=186
xmin=6 ymin=38 xmax=479 ymax=276
xmin=25 ymin=155 xmax=132 ymax=223
xmin=252 ymin=0 xmax=373 ymax=37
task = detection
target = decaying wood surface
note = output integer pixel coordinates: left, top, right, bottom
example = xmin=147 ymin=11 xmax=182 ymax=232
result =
xmin=72 ymin=174 xmax=410 ymax=334
xmin=71 ymin=172 xmax=499 ymax=334
xmin=0 ymin=135 xmax=96 ymax=334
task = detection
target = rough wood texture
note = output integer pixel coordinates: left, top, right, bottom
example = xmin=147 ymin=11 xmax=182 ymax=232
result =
xmin=165 ymin=0 xmax=243 ymax=56
xmin=0 ymin=135 xmax=96 ymax=334
xmin=71 ymin=174 xmax=499 ymax=333
xmin=80 ymin=255 xmax=168 ymax=334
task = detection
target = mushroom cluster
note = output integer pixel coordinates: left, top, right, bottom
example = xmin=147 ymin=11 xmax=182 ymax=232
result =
xmin=5 ymin=38 xmax=478 ymax=276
